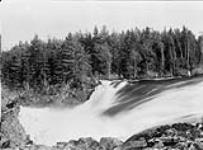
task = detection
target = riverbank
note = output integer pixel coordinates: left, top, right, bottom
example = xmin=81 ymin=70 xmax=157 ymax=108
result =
xmin=1 ymin=121 xmax=203 ymax=150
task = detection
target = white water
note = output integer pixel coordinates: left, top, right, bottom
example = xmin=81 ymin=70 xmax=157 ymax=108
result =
xmin=19 ymin=80 xmax=203 ymax=146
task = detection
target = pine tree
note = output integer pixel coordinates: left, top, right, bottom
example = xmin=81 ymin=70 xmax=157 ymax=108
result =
xmin=198 ymin=35 xmax=203 ymax=65
xmin=61 ymin=33 xmax=75 ymax=82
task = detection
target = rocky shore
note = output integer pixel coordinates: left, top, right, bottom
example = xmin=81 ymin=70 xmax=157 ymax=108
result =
xmin=1 ymin=121 xmax=203 ymax=150
xmin=24 ymin=122 xmax=203 ymax=150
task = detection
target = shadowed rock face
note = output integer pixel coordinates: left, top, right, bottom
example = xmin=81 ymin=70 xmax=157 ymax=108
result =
xmin=103 ymin=75 xmax=203 ymax=116
xmin=0 ymin=89 xmax=30 ymax=149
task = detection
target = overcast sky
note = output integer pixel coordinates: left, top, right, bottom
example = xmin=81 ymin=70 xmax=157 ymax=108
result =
xmin=0 ymin=0 xmax=203 ymax=50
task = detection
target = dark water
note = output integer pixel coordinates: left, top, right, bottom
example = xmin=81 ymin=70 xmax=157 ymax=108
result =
xmin=104 ymin=75 xmax=203 ymax=116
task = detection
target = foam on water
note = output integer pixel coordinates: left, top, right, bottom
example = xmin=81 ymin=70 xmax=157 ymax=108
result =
xmin=18 ymin=79 xmax=203 ymax=146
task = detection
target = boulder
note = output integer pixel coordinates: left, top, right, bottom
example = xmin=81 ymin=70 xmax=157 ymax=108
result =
xmin=159 ymin=136 xmax=179 ymax=146
xmin=99 ymin=137 xmax=123 ymax=150
xmin=122 ymin=138 xmax=147 ymax=150
xmin=62 ymin=137 xmax=99 ymax=150
xmin=55 ymin=142 xmax=68 ymax=149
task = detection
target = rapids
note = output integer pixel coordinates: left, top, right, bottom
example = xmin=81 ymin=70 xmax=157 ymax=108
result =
xmin=18 ymin=77 xmax=203 ymax=146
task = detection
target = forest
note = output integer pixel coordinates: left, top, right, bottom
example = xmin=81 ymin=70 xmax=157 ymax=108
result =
xmin=1 ymin=26 xmax=203 ymax=97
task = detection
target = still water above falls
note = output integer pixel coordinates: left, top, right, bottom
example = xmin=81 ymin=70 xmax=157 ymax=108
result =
xmin=19 ymin=77 xmax=203 ymax=146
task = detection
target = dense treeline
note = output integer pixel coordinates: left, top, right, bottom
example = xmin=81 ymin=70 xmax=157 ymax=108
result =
xmin=1 ymin=26 xmax=203 ymax=91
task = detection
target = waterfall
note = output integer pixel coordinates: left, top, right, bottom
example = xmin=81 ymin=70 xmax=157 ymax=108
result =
xmin=18 ymin=78 xmax=203 ymax=146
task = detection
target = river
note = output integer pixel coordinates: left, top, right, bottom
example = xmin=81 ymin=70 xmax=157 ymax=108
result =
xmin=19 ymin=76 xmax=203 ymax=146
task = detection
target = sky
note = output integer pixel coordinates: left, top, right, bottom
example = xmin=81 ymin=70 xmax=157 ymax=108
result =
xmin=0 ymin=0 xmax=203 ymax=50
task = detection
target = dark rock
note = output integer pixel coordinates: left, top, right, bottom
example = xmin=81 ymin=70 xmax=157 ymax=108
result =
xmin=146 ymin=138 xmax=166 ymax=149
xmin=78 ymin=137 xmax=100 ymax=149
xmin=125 ymin=131 xmax=153 ymax=142
xmin=62 ymin=137 xmax=99 ymax=150
xmin=26 ymin=139 xmax=34 ymax=146
xmin=194 ymin=142 xmax=203 ymax=150
xmin=188 ymin=143 xmax=197 ymax=150
xmin=156 ymin=125 xmax=171 ymax=134
xmin=160 ymin=136 xmax=179 ymax=146
xmin=175 ymin=142 xmax=189 ymax=150
xmin=125 ymin=122 xmax=203 ymax=150
xmin=55 ymin=142 xmax=68 ymax=149
xmin=6 ymin=100 xmax=18 ymax=109
xmin=146 ymin=138 xmax=155 ymax=147
xmin=123 ymin=138 xmax=147 ymax=150
xmin=99 ymin=137 xmax=123 ymax=150
xmin=165 ymin=128 xmax=177 ymax=137
xmin=171 ymin=123 xmax=194 ymax=132
xmin=0 ymin=140 xmax=10 ymax=149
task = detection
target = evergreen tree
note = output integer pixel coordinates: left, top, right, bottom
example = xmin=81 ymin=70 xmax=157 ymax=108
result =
xmin=1 ymin=26 xmax=202 ymax=91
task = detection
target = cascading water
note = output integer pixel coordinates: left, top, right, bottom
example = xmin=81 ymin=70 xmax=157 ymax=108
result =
xmin=18 ymin=78 xmax=203 ymax=146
